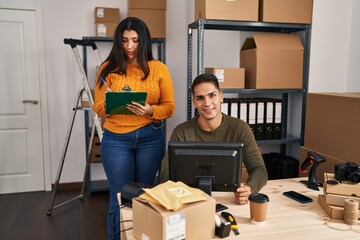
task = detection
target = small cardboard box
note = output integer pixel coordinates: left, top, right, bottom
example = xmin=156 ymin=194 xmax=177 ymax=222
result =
xmin=299 ymin=146 xmax=346 ymax=183
xmin=90 ymin=148 xmax=101 ymax=163
xmin=96 ymin=23 xmax=117 ymax=37
xmin=94 ymin=7 xmax=120 ymax=23
xmin=128 ymin=0 xmax=166 ymax=10
xmin=304 ymin=93 xmax=360 ymax=163
xmin=324 ymin=173 xmax=360 ymax=197
xmin=259 ymin=0 xmax=313 ymax=24
xmin=318 ymin=194 xmax=347 ymax=220
xmin=133 ymin=194 xmax=216 ymax=240
xmin=325 ymin=193 xmax=360 ymax=209
xmin=81 ymin=89 xmax=95 ymax=107
xmin=128 ymin=9 xmax=165 ymax=38
xmin=240 ymin=33 xmax=303 ymax=89
xmin=205 ymin=68 xmax=245 ymax=89
xmin=195 ymin=0 xmax=258 ymax=22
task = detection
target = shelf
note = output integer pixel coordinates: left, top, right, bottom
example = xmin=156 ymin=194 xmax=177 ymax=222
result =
xmin=188 ymin=19 xmax=309 ymax=33
xmin=82 ymin=36 xmax=165 ymax=44
xmin=257 ymin=135 xmax=301 ymax=145
xmin=221 ymin=89 xmax=303 ymax=94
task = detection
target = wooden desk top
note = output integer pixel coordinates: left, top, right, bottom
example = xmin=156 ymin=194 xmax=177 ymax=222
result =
xmin=119 ymin=178 xmax=360 ymax=240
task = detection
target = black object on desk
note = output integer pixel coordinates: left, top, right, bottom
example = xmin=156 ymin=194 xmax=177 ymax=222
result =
xmin=300 ymin=151 xmax=326 ymax=191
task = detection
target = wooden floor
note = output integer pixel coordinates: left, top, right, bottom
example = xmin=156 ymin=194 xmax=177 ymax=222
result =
xmin=0 ymin=189 xmax=110 ymax=240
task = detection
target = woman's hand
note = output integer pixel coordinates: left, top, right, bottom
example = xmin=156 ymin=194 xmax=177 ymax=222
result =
xmin=234 ymin=183 xmax=251 ymax=205
xmin=126 ymin=102 xmax=154 ymax=117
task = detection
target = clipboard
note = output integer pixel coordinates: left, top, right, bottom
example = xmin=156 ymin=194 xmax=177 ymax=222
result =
xmin=106 ymin=92 xmax=147 ymax=115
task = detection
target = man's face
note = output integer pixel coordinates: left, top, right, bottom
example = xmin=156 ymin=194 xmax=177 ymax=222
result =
xmin=192 ymin=82 xmax=224 ymax=121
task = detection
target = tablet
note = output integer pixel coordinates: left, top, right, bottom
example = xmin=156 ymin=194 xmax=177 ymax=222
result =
xmin=105 ymin=92 xmax=147 ymax=115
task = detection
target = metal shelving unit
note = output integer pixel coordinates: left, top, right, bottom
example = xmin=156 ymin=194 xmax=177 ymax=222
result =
xmin=187 ymin=19 xmax=311 ymax=154
xmin=81 ymin=36 xmax=166 ymax=194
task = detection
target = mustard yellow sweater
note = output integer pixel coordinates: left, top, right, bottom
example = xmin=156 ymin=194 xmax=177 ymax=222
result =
xmin=93 ymin=60 xmax=175 ymax=134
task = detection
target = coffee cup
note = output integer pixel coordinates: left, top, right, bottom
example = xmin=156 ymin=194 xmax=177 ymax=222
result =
xmin=249 ymin=193 xmax=270 ymax=225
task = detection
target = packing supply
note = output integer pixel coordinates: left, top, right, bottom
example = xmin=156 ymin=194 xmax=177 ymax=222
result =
xmin=132 ymin=190 xmax=215 ymax=240
xmin=344 ymin=199 xmax=359 ymax=225
xmin=205 ymin=67 xmax=245 ymax=89
xmin=240 ymin=33 xmax=304 ymax=89
xmin=140 ymin=180 xmax=207 ymax=211
xmin=195 ymin=0 xmax=259 ymax=22
xmin=259 ymin=0 xmax=313 ymax=24
xmin=128 ymin=0 xmax=166 ymax=38
xmin=325 ymin=193 xmax=360 ymax=209
xmin=324 ymin=173 xmax=360 ymax=197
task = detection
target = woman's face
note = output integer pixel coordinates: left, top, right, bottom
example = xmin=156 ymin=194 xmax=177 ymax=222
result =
xmin=122 ymin=30 xmax=139 ymax=64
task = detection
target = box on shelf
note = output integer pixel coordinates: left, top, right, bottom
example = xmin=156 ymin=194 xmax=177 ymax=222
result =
xmin=133 ymin=194 xmax=216 ymax=240
xmin=94 ymin=7 xmax=120 ymax=23
xmin=128 ymin=9 xmax=165 ymax=38
xmin=240 ymin=33 xmax=303 ymax=89
xmin=325 ymin=193 xmax=360 ymax=209
xmin=324 ymin=173 xmax=360 ymax=197
xmin=304 ymin=93 xmax=360 ymax=163
xmin=195 ymin=0 xmax=258 ymax=22
xmin=128 ymin=0 xmax=166 ymax=10
xmin=96 ymin=23 xmax=117 ymax=37
xmin=205 ymin=67 xmax=245 ymax=89
xmin=299 ymin=146 xmax=346 ymax=183
xmin=259 ymin=0 xmax=313 ymax=24
xmin=81 ymin=89 xmax=95 ymax=107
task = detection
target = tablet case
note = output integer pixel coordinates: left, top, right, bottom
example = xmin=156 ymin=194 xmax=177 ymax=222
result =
xmin=106 ymin=92 xmax=147 ymax=115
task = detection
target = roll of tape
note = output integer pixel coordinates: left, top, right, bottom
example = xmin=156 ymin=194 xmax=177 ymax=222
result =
xmin=344 ymin=199 xmax=359 ymax=225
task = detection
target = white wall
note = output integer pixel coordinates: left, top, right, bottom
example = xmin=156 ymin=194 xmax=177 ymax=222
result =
xmin=2 ymin=0 xmax=358 ymax=184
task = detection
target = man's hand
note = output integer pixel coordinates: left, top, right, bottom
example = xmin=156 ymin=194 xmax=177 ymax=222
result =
xmin=234 ymin=183 xmax=251 ymax=205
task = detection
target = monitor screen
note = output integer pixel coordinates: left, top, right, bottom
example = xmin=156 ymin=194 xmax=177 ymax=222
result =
xmin=168 ymin=141 xmax=243 ymax=195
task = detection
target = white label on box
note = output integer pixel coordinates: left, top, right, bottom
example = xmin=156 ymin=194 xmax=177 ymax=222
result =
xmin=167 ymin=187 xmax=193 ymax=198
xmin=215 ymin=70 xmax=225 ymax=82
xmin=97 ymin=24 xmax=106 ymax=37
xmin=96 ymin=8 xmax=104 ymax=18
xmin=141 ymin=233 xmax=149 ymax=240
xmin=166 ymin=212 xmax=186 ymax=240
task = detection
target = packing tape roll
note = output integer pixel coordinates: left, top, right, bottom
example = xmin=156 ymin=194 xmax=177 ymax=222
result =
xmin=344 ymin=199 xmax=359 ymax=225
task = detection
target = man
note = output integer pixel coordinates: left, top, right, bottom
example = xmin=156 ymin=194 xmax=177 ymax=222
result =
xmin=161 ymin=73 xmax=268 ymax=204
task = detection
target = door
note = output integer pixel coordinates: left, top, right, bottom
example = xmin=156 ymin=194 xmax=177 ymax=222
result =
xmin=0 ymin=7 xmax=45 ymax=193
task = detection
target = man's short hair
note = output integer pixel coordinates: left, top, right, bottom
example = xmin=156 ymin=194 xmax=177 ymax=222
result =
xmin=191 ymin=73 xmax=221 ymax=94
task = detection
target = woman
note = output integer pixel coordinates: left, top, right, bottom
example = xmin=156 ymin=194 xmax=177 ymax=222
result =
xmin=93 ymin=17 xmax=175 ymax=240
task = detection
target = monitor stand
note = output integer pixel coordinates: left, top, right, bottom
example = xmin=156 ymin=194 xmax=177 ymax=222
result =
xmin=197 ymin=176 xmax=213 ymax=196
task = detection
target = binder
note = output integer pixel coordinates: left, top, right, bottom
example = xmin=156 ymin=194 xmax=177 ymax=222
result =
xmin=247 ymin=98 xmax=256 ymax=136
xmin=239 ymin=98 xmax=248 ymax=123
xmin=264 ymin=98 xmax=274 ymax=140
xmin=106 ymin=91 xmax=147 ymax=114
xmin=221 ymin=98 xmax=230 ymax=115
xmin=230 ymin=98 xmax=239 ymax=118
xmin=273 ymin=98 xmax=282 ymax=139
xmin=255 ymin=98 xmax=265 ymax=140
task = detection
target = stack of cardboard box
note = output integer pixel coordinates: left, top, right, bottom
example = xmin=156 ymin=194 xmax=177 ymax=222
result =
xmin=318 ymin=173 xmax=360 ymax=220
xmin=128 ymin=0 xmax=166 ymax=38
xmin=94 ymin=7 xmax=120 ymax=37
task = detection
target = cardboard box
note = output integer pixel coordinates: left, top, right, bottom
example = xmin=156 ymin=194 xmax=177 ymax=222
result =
xmin=324 ymin=173 xmax=360 ymax=197
xmin=90 ymin=148 xmax=101 ymax=162
xmin=259 ymin=0 xmax=313 ymax=24
xmin=205 ymin=68 xmax=245 ymax=89
xmin=128 ymin=0 xmax=166 ymax=10
xmin=299 ymin=146 xmax=346 ymax=183
xmin=96 ymin=23 xmax=117 ymax=37
xmin=240 ymin=33 xmax=303 ymax=89
xmin=94 ymin=7 xmax=120 ymax=23
xmin=325 ymin=193 xmax=360 ymax=209
xmin=133 ymin=194 xmax=216 ymax=240
xmin=195 ymin=0 xmax=258 ymax=22
xmin=81 ymin=89 xmax=95 ymax=107
xmin=318 ymin=194 xmax=347 ymax=220
xmin=304 ymin=93 xmax=360 ymax=163
xmin=128 ymin=9 xmax=165 ymax=38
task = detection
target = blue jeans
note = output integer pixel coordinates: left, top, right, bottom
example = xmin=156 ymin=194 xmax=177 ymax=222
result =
xmin=100 ymin=122 xmax=165 ymax=240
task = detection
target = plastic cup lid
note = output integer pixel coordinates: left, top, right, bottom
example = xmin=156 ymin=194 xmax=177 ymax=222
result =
xmin=249 ymin=193 xmax=270 ymax=203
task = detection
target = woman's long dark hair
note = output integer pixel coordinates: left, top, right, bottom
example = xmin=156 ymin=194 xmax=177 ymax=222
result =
xmin=98 ymin=17 xmax=153 ymax=87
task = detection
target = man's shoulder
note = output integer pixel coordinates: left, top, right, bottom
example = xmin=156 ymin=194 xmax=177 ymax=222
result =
xmin=174 ymin=118 xmax=197 ymax=131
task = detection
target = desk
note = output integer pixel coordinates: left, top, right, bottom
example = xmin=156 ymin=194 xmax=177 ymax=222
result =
xmin=119 ymin=178 xmax=360 ymax=239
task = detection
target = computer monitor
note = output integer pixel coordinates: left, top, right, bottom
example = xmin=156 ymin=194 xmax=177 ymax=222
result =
xmin=168 ymin=141 xmax=243 ymax=196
